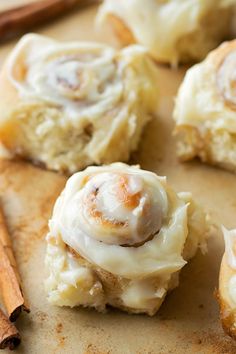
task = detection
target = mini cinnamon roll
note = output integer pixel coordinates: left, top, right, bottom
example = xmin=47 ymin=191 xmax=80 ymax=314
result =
xmin=174 ymin=40 xmax=236 ymax=173
xmin=97 ymin=0 xmax=236 ymax=65
xmin=0 ymin=34 xmax=157 ymax=173
xmin=219 ymin=228 xmax=236 ymax=340
xmin=45 ymin=163 xmax=208 ymax=315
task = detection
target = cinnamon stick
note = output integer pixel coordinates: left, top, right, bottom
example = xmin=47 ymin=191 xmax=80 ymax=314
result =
xmin=0 ymin=205 xmax=29 ymax=322
xmin=0 ymin=309 xmax=21 ymax=350
xmin=0 ymin=0 xmax=91 ymax=42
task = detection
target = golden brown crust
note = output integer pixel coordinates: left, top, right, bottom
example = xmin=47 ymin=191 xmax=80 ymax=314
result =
xmin=218 ymin=254 xmax=236 ymax=340
xmin=207 ymin=40 xmax=236 ymax=71
xmin=108 ymin=14 xmax=136 ymax=46
xmin=0 ymin=64 xmax=24 ymax=153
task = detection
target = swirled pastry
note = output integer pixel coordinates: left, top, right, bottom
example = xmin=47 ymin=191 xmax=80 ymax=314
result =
xmin=219 ymin=228 xmax=236 ymax=339
xmin=45 ymin=163 xmax=208 ymax=315
xmin=174 ymin=40 xmax=236 ymax=173
xmin=97 ymin=0 xmax=236 ymax=65
xmin=0 ymin=34 xmax=157 ymax=173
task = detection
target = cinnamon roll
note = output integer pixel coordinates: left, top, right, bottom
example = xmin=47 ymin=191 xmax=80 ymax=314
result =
xmin=97 ymin=0 xmax=236 ymax=65
xmin=45 ymin=163 xmax=208 ymax=315
xmin=0 ymin=34 xmax=157 ymax=173
xmin=174 ymin=40 xmax=236 ymax=173
xmin=219 ymin=228 xmax=236 ymax=339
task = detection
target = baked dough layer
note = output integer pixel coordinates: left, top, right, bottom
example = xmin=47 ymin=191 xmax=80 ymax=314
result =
xmin=98 ymin=0 xmax=236 ymax=65
xmin=45 ymin=163 xmax=208 ymax=315
xmin=0 ymin=34 xmax=158 ymax=173
xmin=174 ymin=40 xmax=236 ymax=173
xmin=219 ymin=228 xmax=236 ymax=339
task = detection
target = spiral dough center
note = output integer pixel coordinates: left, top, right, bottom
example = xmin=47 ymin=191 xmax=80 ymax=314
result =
xmin=76 ymin=172 xmax=163 ymax=246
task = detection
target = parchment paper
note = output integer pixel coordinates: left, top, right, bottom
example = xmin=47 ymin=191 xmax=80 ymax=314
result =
xmin=1 ymin=4 xmax=236 ymax=354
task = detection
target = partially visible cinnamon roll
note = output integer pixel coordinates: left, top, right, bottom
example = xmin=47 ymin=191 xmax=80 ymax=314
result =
xmin=0 ymin=34 xmax=157 ymax=173
xmin=45 ymin=163 xmax=208 ymax=315
xmin=219 ymin=228 xmax=236 ymax=340
xmin=97 ymin=0 xmax=236 ymax=65
xmin=174 ymin=40 xmax=236 ymax=173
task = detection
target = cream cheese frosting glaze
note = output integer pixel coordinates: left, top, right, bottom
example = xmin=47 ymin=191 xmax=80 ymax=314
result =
xmin=223 ymin=227 xmax=236 ymax=271
xmin=219 ymin=227 xmax=236 ymax=339
xmin=97 ymin=0 xmax=236 ymax=65
xmin=222 ymin=227 xmax=236 ymax=306
xmin=173 ymin=40 xmax=236 ymax=173
xmin=45 ymin=163 xmax=208 ymax=315
xmin=217 ymin=51 xmax=236 ymax=109
xmin=0 ymin=34 xmax=157 ymax=173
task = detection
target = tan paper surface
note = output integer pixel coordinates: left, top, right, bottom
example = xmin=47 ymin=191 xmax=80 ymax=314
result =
xmin=1 ymin=4 xmax=236 ymax=353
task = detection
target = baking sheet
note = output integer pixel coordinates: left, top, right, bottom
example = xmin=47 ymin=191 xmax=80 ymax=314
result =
xmin=1 ymin=4 xmax=236 ymax=353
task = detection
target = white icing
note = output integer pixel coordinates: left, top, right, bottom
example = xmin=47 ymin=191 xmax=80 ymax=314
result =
xmin=229 ymin=275 xmax=236 ymax=305
xmin=64 ymin=171 xmax=167 ymax=246
xmin=7 ymin=34 xmax=123 ymax=119
xmin=46 ymin=163 xmax=208 ymax=312
xmin=174 ymin=44 xmax=236 ymax=133
xmin=223 ymin=226 xmax=236 ymax=270
xmin=217 ymin=50 xmax=236 ymax=107
xmin=121 ymin=279 xmax=166 ymax=311
xmin=49 ymin=163 xmax=190 ymax=279
xmin=45 ymin=241 xmax=105 ymax=309
xmin=222 ymin=227 xmax=236 ymax=306
xmin=4 ymin=34 xmax=158 ymax=173
xmin=6 ymin=34 xmax=154 ymax=121
xmin=98 ymin=0 xmax=234 ymax=64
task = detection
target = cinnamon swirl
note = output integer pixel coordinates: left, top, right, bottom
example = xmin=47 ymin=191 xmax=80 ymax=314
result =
xmin=174 ymin=40 xmax=236 ymax=173
xmin=0 ymin=34 xmax=157 ymax=173
xmin=45 ymin=163 xmax=208 ymax=315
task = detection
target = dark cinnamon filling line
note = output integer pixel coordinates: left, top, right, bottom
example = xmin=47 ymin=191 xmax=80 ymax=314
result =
xmin=65 ymin=227 xmax=159 ymax=259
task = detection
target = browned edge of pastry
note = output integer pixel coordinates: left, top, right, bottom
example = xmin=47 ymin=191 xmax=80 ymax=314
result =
xmin=218 ymin=254 xmax=236 ymax=340
xmin=108 ymin=14 xmax=136 ymax=46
